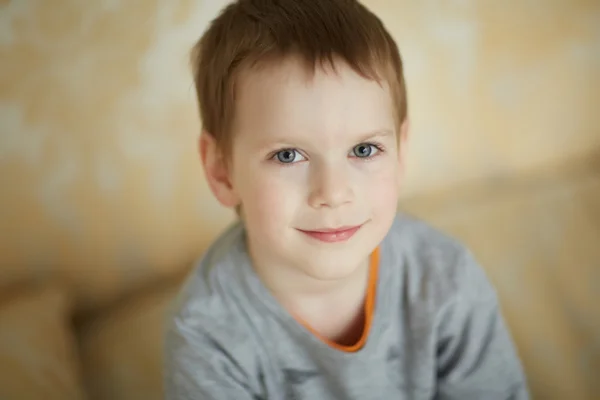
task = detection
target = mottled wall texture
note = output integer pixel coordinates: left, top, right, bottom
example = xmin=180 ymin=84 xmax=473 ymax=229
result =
xmin=1 ymin=1 xmax=599 ymax=306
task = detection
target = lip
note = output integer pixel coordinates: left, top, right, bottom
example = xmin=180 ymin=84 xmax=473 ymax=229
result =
xmin=297 ymin=224 xmax=364 ymax=243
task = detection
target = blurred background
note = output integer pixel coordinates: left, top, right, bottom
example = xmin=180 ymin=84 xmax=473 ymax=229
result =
xmin=0 ymin=0 xmax=598 ymax=399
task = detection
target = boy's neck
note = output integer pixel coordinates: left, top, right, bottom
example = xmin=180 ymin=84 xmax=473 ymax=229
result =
xmin=247 ymin=243 xmax=372 ymax=345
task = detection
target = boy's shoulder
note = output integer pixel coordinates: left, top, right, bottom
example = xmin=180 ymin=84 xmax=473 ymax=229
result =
xmin=386 ymin=212 xmax=496 ymax=304
xmin=388 ymin=212 xmax=463 ymax=253
xmin=166 ymin=220 xmax=250 ymax=333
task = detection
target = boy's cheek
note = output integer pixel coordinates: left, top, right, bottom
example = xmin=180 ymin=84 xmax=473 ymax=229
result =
xmin=366 ymin=173 xmax=401 ymax=211
xmin=364 ymin=164 xmax=401 ymax=191
xmin=241 ymin=178 xmax=299 ymax=219
xmin=236 ymin=166 xmax=398 ymax=217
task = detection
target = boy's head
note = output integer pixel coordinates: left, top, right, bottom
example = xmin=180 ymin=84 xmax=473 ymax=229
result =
xmin=193 ymin=0 xmax=409 ymax=282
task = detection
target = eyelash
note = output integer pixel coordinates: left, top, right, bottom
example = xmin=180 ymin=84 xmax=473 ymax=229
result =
xmin=268 ymin=142 xmax=385 ymax=165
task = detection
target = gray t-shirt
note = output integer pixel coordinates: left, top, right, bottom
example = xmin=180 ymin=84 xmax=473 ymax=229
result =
xmin=164 ymin=214 xmax=529 ymax=399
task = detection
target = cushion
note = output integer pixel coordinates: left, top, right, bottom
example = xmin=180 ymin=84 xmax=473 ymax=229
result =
xmin=0 ymin=283 xmax=86 ymax=400
xmin=78 ymin=281 xmax=181 ymax=400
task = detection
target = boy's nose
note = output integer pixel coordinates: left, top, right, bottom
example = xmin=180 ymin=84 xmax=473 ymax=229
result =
xmin=307 ymin=165 xmax=354 ymax=209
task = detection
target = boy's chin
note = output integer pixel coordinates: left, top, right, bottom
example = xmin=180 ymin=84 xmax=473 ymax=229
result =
xmin=294 ymin=250 xmax=371 ymax=282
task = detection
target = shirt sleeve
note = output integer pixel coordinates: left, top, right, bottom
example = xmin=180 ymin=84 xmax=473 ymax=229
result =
xmin=163 ymin=316 xmax=260 ymax=400
xmin=435 ymin=252 xmax=530 ymax=400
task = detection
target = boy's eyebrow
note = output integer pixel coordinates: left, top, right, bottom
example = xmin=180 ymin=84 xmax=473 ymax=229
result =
xmin=355 ymin=129 xmax=395 ymax=142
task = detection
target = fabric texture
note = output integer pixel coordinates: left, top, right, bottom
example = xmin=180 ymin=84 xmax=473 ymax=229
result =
xmin=164 ymin=214 xmax=529 ymax=399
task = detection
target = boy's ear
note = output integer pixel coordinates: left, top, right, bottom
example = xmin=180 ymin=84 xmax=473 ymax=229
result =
xmin=199 ymin=132 xmax=240 ymax=209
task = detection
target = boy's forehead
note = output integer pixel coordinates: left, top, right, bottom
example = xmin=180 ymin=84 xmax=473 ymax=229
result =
xmin=233 ymin=57 xmax=395 ymax=143
xmin=237 ymin=55 xmax=388 ymax=100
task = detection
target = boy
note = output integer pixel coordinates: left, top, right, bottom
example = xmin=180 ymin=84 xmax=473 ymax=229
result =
xmin=164 ymin=0 xmax=529 ymax=399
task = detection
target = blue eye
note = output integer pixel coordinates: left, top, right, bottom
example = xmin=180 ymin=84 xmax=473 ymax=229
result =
xmin=276 ymin=149 xmax=299 ymax=163
xmin=352 ymin=143 xmax=379 ymax=158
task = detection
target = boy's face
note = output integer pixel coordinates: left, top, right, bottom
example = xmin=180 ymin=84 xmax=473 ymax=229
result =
xmin=203 ymin=57 xmax=406 ymax=281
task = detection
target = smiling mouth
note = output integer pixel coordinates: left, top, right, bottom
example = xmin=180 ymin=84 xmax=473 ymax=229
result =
xmin=297 ymin=224 xmax=364 ymax=243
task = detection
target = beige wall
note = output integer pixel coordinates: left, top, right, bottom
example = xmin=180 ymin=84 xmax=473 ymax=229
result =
xmin=1 ymin=0 xmax=599 ymax=309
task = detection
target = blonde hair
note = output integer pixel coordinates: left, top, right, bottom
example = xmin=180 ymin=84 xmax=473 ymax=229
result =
xmin=191 ymin=0 xmax=408 ymax=157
